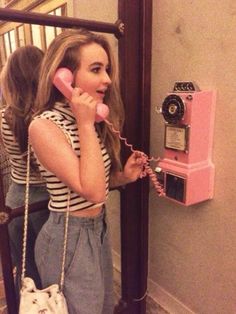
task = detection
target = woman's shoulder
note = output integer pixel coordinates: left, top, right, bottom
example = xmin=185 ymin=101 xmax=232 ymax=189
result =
xmin=30 ymin=103 xmax=73 ymax=138
xmin=34 ymin=102 xmax=72 ymax=122
xmin=30 ymin=102 xmax=75 ymax=145
xmin=34 ymin=108 xmax=61 ymax=121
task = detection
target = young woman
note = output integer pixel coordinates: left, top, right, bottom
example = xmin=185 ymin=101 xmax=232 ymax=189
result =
xmin=0 ymin=46 xmax=49 ymax=304
xmin=29 ymin=28 xmax=144 ymax=314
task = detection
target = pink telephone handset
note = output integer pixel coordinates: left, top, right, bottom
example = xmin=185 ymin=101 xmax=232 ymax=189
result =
xmin=53 ymin=67 xmax=109 ymax=123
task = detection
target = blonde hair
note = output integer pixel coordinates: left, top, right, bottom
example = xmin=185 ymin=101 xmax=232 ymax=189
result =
xmin=0 ymin=45 xmax=44 ymax=153
xmin=36 ymin=28 xmax=124 ymax=170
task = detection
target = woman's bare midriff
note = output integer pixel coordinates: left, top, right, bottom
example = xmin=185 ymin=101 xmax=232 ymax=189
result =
xmin=69 ymin=205 xmax=103 ymax=217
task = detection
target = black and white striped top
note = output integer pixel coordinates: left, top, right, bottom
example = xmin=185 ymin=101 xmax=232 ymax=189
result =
xmin=0 ymin=109 xmax=45 ymax=184
xmin=33 ymin=102 xmax=111 ymax=212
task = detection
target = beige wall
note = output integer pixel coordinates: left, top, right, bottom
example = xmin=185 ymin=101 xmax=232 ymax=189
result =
xmin=73 ymin=0 xmax=117 ymax=23
xmin=149 ymin=1 xmax=236 ymax=313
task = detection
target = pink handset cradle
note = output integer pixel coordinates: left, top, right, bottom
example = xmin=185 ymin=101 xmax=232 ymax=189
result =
xmin=53 ymin=67 xmax=109 ymax=123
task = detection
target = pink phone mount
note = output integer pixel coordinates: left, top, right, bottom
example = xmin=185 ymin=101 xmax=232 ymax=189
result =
xmin=53 ymin=67 xmax=109 ymax=122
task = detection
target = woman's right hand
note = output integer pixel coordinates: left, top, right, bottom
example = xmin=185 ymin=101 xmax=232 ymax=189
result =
xmin=70 ymin=87 xmax=97 ymax=125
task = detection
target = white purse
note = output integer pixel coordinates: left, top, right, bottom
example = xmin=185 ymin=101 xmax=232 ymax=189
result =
xmin=19 ymin=143 xmax=69 ymax=314
xmin=19 ymin=278 xmax=68 ymax=314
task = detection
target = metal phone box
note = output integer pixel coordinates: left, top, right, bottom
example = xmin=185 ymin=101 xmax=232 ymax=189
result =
xmin=157 ymin=82 xmax=216 ymax=206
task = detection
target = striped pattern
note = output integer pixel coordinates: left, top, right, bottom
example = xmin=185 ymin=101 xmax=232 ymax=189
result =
xmin=33 ymin=102 xmax=111 ymax=212
xmin=0 ymin=110 xmax=45 ymax=185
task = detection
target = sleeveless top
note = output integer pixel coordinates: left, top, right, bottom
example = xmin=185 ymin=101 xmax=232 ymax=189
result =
xmin=33 ymin=102 xmax=111 ymax=212
xmin=0 ymin=109 xmax=45 ymax=184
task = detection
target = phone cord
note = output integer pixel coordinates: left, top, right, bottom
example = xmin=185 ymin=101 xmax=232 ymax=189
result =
xmin=104 ymin=119 xmax=165 ymax=196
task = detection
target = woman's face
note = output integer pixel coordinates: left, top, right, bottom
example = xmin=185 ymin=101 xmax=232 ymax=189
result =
xmin=75 ymin=43 xmax=111 ymax=103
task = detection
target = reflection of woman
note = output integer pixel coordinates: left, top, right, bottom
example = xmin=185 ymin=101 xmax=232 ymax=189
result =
xmin=29 ymin=29 xmax=144 ymax=313
xmin=0 ymin=46 xmax=49 ymax=305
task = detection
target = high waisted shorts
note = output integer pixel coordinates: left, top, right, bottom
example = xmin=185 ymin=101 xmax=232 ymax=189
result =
xmin=35 ymin=208 xmax=114 ymax=314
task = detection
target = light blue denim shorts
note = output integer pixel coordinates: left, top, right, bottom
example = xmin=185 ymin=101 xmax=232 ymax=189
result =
xmin=35 ymin=208 xmax=114 ymax=314
xmin=5 ymin=181 xmax=49 ymax=209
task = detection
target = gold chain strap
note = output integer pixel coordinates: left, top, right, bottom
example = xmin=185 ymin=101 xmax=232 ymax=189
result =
xmin=21 ymin=142 xmax=31 ymax=282
xmin=60 ymin=190 xmax=70 ymax=288
xmin=21 ymin=142 xmax=70 ymax=290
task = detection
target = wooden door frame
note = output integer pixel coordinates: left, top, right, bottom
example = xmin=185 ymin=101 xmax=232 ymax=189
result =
xmin=116 ymin=1 xmax=152 ymax=313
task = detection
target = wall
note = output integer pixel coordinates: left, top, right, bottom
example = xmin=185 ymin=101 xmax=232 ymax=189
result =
xmin=149 ymin=1 xmax=236 ymax=313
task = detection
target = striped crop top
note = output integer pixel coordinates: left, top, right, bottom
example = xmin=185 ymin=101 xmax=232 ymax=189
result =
xmin=0 ymin=110 xmax=45 ymax=184
xmin=33 ymin=102 xmax=111 ymax=212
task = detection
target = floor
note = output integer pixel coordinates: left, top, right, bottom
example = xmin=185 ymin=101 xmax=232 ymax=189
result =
xmin=0 ymin=263 xmax=169 ymax=314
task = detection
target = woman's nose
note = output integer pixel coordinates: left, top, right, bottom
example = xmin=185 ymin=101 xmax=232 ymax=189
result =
xmin=103 ymin=71 xmax=112 ymax=85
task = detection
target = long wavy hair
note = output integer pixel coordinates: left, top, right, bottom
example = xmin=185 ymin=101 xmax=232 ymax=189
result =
xmin=35 ymin=28 xmax=124 ymax=171
xmin=0 ymin=45 xmax=44 ymax=154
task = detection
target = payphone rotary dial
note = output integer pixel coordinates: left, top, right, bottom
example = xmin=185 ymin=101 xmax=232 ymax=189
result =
xmin=161 ymin=94 xmax=185 ymax=123
xmin=160 ymin=81 xmax=199 ymax=123
xmin=156 ymin=81 xmax=216 ymax=206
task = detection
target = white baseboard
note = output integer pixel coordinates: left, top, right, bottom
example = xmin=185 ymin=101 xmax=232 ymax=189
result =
xmin=112 ymin=250 xmax=121 ymax=288
xmin=112 ymin=250 xmax=121 ymax=272
xmin=148 ymin=279 xmax=196 ymax=314
xmin=112 ymin=250 xmax=196 ymax=314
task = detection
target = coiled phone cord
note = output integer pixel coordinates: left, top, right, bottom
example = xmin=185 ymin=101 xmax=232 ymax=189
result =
xmin=104 ymin=119 xmax=165 ymax=196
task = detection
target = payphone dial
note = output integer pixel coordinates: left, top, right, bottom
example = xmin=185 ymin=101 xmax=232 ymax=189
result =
xmin=156 ymin=82 xmax=216 ymax=206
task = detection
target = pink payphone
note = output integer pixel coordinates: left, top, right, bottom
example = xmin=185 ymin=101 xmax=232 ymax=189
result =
xmin=156 ymin=82 xmax=216 ymax=206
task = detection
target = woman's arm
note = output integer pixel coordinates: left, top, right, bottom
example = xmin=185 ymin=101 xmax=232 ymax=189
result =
xmin=29 ymin=88 xmax=106 ymax=203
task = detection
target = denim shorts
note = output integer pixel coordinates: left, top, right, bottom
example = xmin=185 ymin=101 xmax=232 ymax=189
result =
xmin=35 ymin=208 xmax=114 ymax=314
xmin=5 ymin=181 xmax=49 ymax=209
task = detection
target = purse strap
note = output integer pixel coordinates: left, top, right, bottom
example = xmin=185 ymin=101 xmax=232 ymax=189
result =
xmin=21 ymin=141 xmax=70 ymax=290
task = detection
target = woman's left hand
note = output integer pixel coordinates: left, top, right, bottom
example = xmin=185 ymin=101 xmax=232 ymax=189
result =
xmin=109 ymin=151 xmax=147 ymax=188
xmin=123 ymin=151 xmax=146 ymax=183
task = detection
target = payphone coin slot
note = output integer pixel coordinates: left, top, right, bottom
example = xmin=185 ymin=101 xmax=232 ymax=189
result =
xmin=173 ymin=81 xmax=200 ymax=92
xmin=166 ymin=173 xmax=186 ymax=203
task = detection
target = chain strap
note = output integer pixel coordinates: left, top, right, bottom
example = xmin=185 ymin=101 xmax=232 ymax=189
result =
xmin=21 ymin=142 xmax=31 ymax=282
xmin=21 ymin=142 xmax=70 ymax=290
xmin=60 ymin=190 xmax=70 ymax=288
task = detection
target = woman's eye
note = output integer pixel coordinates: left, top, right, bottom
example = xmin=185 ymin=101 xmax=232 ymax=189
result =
xmin=91 ymin=67 xmax=100 ymax=73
